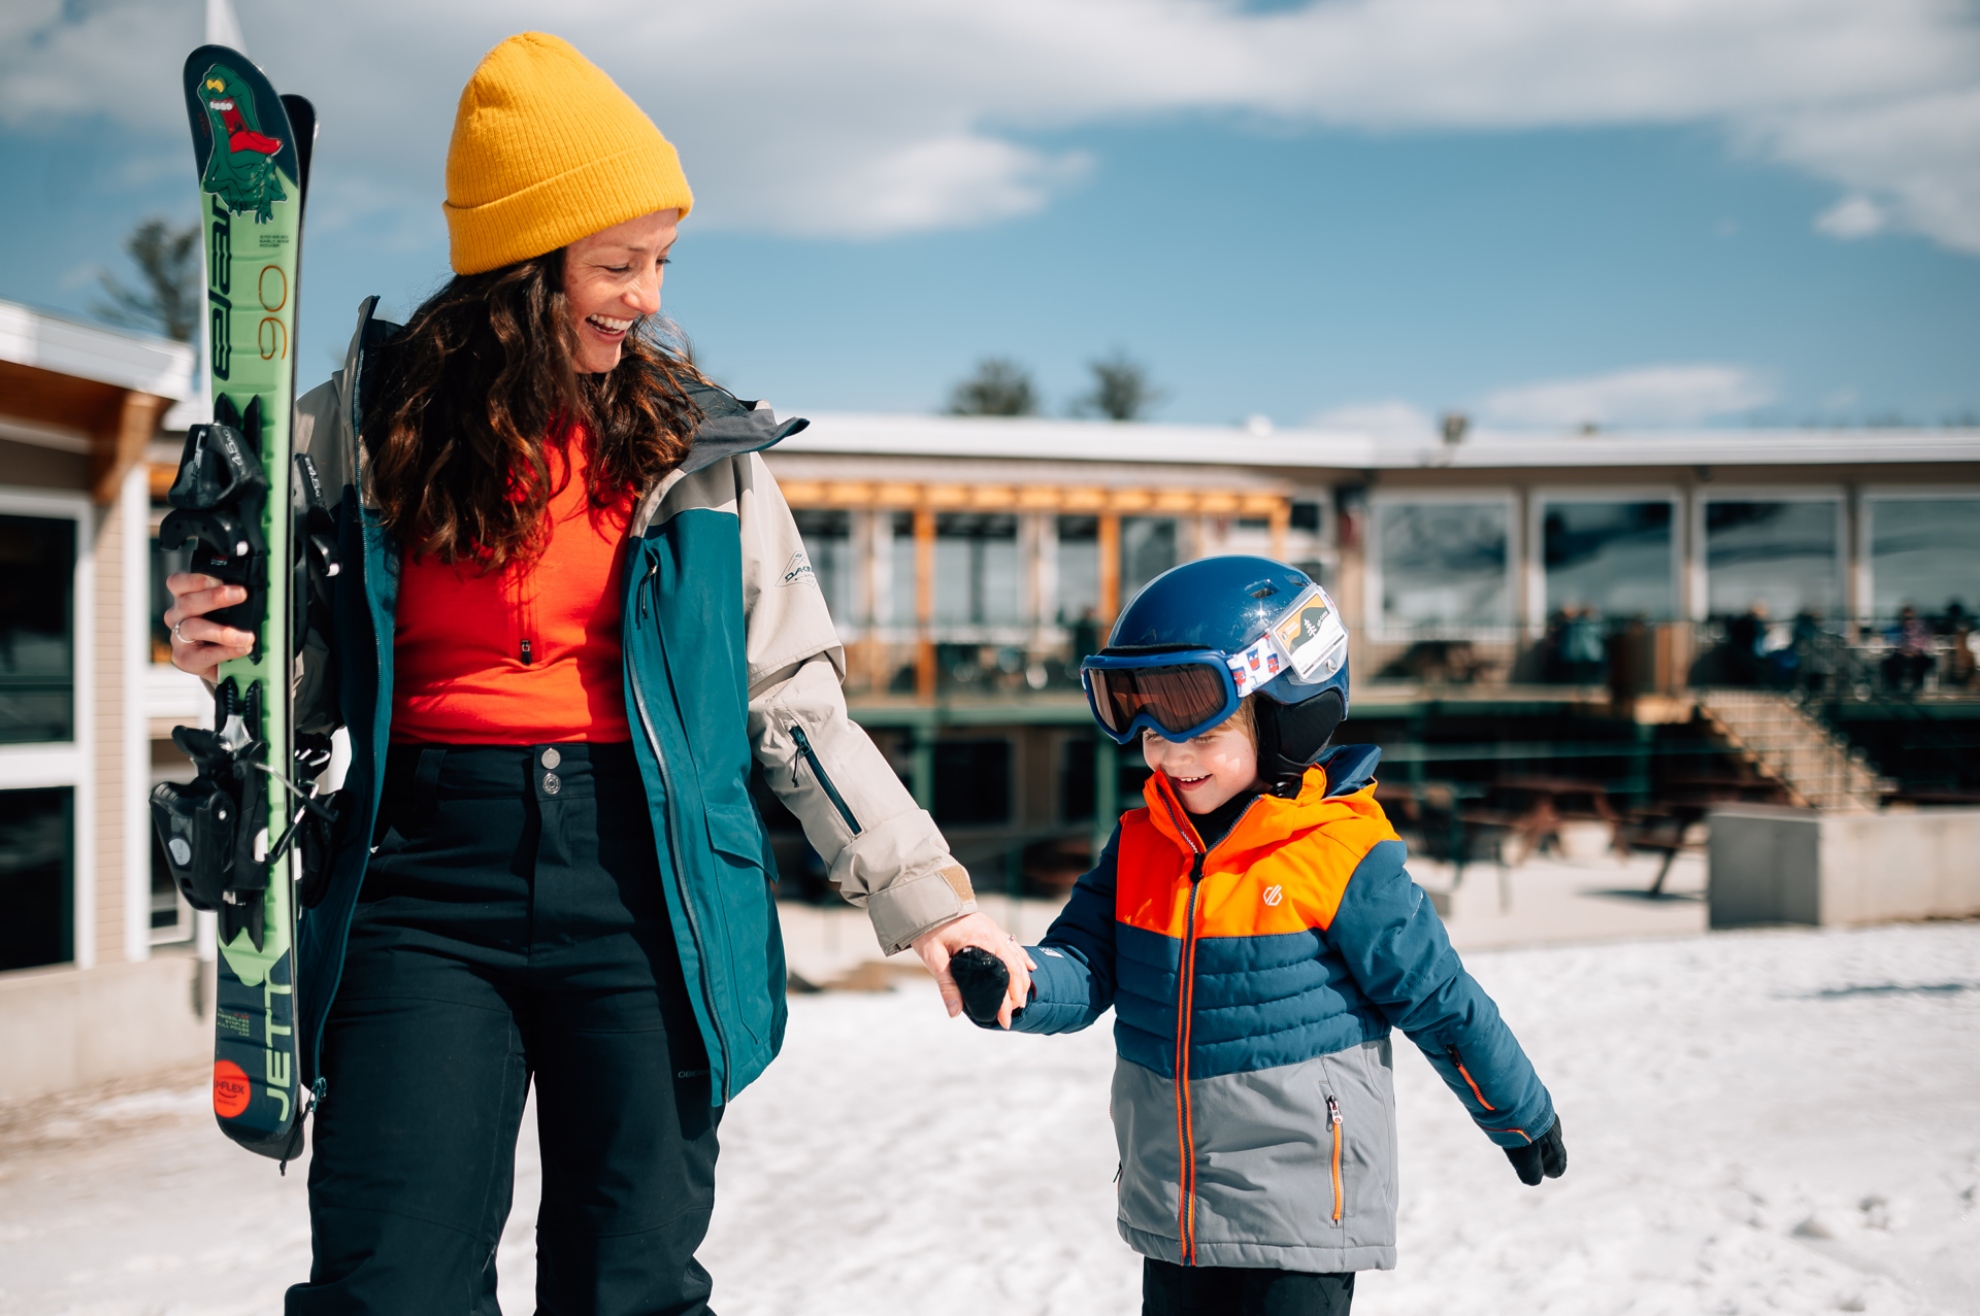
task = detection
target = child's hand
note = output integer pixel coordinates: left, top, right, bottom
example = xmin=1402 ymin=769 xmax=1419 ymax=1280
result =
xmin=950 ymin=946 xmax=1013 ymax=1028
xmin=911 ymin=912 xmax=1035 ymax=1025
xmin=1505 ymin=1115 xmax=1567 ymax=1186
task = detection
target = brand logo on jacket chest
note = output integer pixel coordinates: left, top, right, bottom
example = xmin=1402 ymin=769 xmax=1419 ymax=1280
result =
xmin=1262 ymin=885 xmax=1285 ymax=907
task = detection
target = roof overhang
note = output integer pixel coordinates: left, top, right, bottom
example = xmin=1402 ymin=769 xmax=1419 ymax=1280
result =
xmin=0 ymin=299 xmax=193 ymax=399
xmin=0 ymin=299 xmax=194 ymax=502
xmin=780 ymin=412 xmax=1980 ymax=473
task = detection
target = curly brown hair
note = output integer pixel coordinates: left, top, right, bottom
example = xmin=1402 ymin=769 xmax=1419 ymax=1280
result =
xmin=363 ymin=249 xmax=703 ymax=569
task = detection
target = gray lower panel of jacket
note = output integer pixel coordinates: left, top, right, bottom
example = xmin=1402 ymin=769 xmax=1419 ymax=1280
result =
xmin=1111 ymin=1037 xmax=1401 ymax=1273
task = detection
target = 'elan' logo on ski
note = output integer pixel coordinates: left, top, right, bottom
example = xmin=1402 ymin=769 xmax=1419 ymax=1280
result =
xmin=1262 ymin=885 xmax=1285 ymax=907
xmin=778 ymin=551 xmax=815 ymax=587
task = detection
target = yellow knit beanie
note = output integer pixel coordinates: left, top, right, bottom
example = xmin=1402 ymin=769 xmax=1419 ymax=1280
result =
xmin=444 ymin=32 xmax=693 ymax=276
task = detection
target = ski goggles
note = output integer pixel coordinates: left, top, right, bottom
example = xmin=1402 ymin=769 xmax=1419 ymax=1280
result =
xmin=1080 ymin=585 xmax=1348 ymax=744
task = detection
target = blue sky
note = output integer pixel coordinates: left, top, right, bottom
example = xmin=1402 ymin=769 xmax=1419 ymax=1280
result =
xmin=2 ymin=1 xmax=1975 ymax=429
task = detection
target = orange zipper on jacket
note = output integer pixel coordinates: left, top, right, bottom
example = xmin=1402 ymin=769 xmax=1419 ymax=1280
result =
xmin=1153 ymin=775 xmax=1207 ymax=1267
xmin=1326 ymin=1094 xmax=1344 ymax=1224
xmin=1447 ymin=1045 xmax=1496 ymax=1111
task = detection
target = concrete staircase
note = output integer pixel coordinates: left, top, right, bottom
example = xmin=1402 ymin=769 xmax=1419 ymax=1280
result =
xmin=1695 ymin=689 xmax=1887 ymax=812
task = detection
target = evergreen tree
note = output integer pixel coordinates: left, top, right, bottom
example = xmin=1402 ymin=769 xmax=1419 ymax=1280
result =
xmin=947 ymin=357 xmax=1039 ymax=416
xmin=1073 ymin=351 xmax=1164 ymax=421
xmin=95 ymin=217 xmax=201 ymax=342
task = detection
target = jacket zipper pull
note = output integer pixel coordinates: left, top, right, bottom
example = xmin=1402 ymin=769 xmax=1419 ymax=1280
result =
xmin=1326 ymin=1094 xmax=1344 ymax=1224
xmin=520 ymin=638 xmax=534 ymax=666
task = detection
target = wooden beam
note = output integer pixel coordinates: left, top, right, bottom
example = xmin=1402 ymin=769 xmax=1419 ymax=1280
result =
xmin=914 ymin=507 xmax=936 ymax=700
xmin=148 ymin=460 xmax=178 ymax=502
xmin=91 ymin=390 xmax=171 ymax=505
xmin=1098 ymin=512 xmax=1121 ymax=623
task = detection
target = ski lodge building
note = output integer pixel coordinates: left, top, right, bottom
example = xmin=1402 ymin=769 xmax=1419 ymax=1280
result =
xmin=0 ymin=300 xmax=204 ymax=1102
xmin=2 ymin=293 xmax=1978 ymax=1100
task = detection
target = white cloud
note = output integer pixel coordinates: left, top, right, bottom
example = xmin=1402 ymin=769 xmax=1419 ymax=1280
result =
xmin=1309 ymin=399 xmax=1438 ymax=439
xmin=1 ymin=1 xmax=1975 ymax=248
xmin=1815 ymin=194 xmax=1890 ymax=240
xmin=1479 ymin=364 xmax=1775 ymax=428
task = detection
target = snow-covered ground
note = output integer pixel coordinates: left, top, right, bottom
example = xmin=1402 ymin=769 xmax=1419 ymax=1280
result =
xmin=1 ymin=920 xmax=1976 ymax=1315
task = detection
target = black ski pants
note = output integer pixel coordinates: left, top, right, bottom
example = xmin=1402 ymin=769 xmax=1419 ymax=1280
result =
xmin=1143 ymin=1258 xmax=1355 ymax=1316
xmin=287 ymin=742 xmax=720 ymax=1316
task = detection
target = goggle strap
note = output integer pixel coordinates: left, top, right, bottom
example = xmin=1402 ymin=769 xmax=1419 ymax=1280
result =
xmin=1226 ymin=632 xmax=1290 ymax=695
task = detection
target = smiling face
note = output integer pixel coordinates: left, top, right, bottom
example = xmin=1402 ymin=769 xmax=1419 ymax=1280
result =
xmin=562 ymin=208 xmax=680 ymax=374
xmin=1142 ymin=707 xmax=1262 ymax=815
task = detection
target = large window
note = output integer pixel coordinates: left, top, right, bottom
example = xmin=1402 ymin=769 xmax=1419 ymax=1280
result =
xmin=0 ymin=787 xmax=73 ymax=971
xmin=889 ymin=512 xmax=915 ymax=625
xmin=1056 ymin=516 xmax=1099 ymax=625
xmin=1376 ymin=499 xmax=1513 ymax=627
xmin=0 ymin=514 xmax=78 ymax=744
xmin=1868 ymin=496 xmax=1980 ymax=620
xmin=935 ymin=513 xmax=1020 ymax=626
xmin=1704 ymin=498 xmax=1842 ymax=620
xmin=791 ymin=509 xmax=853 ymax=627
xmin=1541 ymin=499 xmax=1676 ymax=621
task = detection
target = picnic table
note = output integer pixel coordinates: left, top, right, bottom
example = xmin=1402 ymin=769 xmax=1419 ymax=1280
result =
xmin=1458 ymin=776 xmax=1622 ymax=867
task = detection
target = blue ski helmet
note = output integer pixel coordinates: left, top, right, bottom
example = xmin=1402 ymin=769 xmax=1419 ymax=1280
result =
xmin=1081 ymin=556 xmax=1350 ymax=795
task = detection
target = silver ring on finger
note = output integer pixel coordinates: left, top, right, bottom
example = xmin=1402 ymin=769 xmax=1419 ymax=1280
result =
xmin=173 ymin=621 xmax=188 ymax=645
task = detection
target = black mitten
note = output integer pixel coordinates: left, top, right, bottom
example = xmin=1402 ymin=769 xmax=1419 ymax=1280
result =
xmin=949 ymin=946 xmax=1010 ymax=1028
xmin=1504 ymin=1115 xmax=1567 ymax=1186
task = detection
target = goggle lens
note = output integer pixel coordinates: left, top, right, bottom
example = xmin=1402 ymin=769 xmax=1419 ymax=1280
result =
xmin=1087 ymin=662 xmax=1232 ymax=739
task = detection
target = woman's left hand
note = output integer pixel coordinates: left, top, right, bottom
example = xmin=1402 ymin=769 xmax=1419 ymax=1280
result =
xmin=912 ymin=912 xmax=1036 ymax=1028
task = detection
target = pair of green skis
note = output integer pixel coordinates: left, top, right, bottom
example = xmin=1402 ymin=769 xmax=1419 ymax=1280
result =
xmin=150 ymin=45 xmax=324 ymax=1161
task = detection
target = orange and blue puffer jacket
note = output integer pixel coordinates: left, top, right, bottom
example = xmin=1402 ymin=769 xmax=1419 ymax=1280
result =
xmin=1011 ymin=745 xmax=1555 ymax=1273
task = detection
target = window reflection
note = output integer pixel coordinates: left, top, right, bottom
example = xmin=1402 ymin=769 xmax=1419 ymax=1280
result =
xmin=0 ymin=515 xmax=77 ymax=745
xmin=935 ymin=513 xmax=1020 ymax=626
xmin=1869 ymin=498 xmax=1980 ymax=620
xmin=0 ymin=787 xmax=73 ymax=970
xmin=890 ymin=512 xmax=916 ymax=625
xmin=1056 ymin=516 xmax=1099 ymax=625
xmin=1377 ymin=501 xmax=1510 ymax=626
xmin=1704 ymin=500 xmax=1840 ymax=619
xmin=1542 ymin=500 xmax=1674 ymax=620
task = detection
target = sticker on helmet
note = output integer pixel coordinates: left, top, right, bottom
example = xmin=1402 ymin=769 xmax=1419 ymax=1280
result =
xmin=1271 ymin=587 xmax=1348 ymax=680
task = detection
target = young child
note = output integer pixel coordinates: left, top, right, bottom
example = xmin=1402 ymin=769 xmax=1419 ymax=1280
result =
xmin=952 ymin=556 xmax=1565 ymax=1316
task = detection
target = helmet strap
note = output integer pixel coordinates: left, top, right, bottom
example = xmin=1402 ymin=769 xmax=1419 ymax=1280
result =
xmin=1254 ymin=690 xmax=1347 ymax=796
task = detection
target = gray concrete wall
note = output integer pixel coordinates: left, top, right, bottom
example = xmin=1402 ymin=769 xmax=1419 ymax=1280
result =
xmin=0 ymin=950 xmax=212 ymax=1103
xmin=1708 ymin=806 xmax=1980 ymax=929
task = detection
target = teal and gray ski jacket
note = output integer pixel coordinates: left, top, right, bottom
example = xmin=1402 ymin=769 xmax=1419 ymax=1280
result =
xmin=289 ymin=299 xmax=977 ymax=1102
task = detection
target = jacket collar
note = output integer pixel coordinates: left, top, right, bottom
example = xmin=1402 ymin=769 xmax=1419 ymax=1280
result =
xmin=1141 ymin=745 xmax=1385 ymax=859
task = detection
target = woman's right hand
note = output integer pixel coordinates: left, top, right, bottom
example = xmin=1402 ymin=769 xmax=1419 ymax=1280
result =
xmin=164 ymin=572 xmax=256 ymax=677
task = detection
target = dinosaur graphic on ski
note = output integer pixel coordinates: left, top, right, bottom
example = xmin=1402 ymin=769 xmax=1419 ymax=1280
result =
xmin=195 ymin=64 xmax=286 ymax=223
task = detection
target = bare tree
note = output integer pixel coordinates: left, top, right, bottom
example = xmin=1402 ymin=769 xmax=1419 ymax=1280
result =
xmin=947 ymin=357 xmax=1039 ymax=416
xmin=95 ymin=217 xmax=201 ymax=342
xmin=1072 ymin=351 xmax=1165 ymax=421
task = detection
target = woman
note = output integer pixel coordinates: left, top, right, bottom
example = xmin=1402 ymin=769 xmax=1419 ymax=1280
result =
xmin=165 ymin=32 xmax=1032 ymax=1313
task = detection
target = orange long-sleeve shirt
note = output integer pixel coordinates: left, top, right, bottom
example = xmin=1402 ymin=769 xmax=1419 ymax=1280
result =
xmin=391 ymin=432 xmax=633 ymax=744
